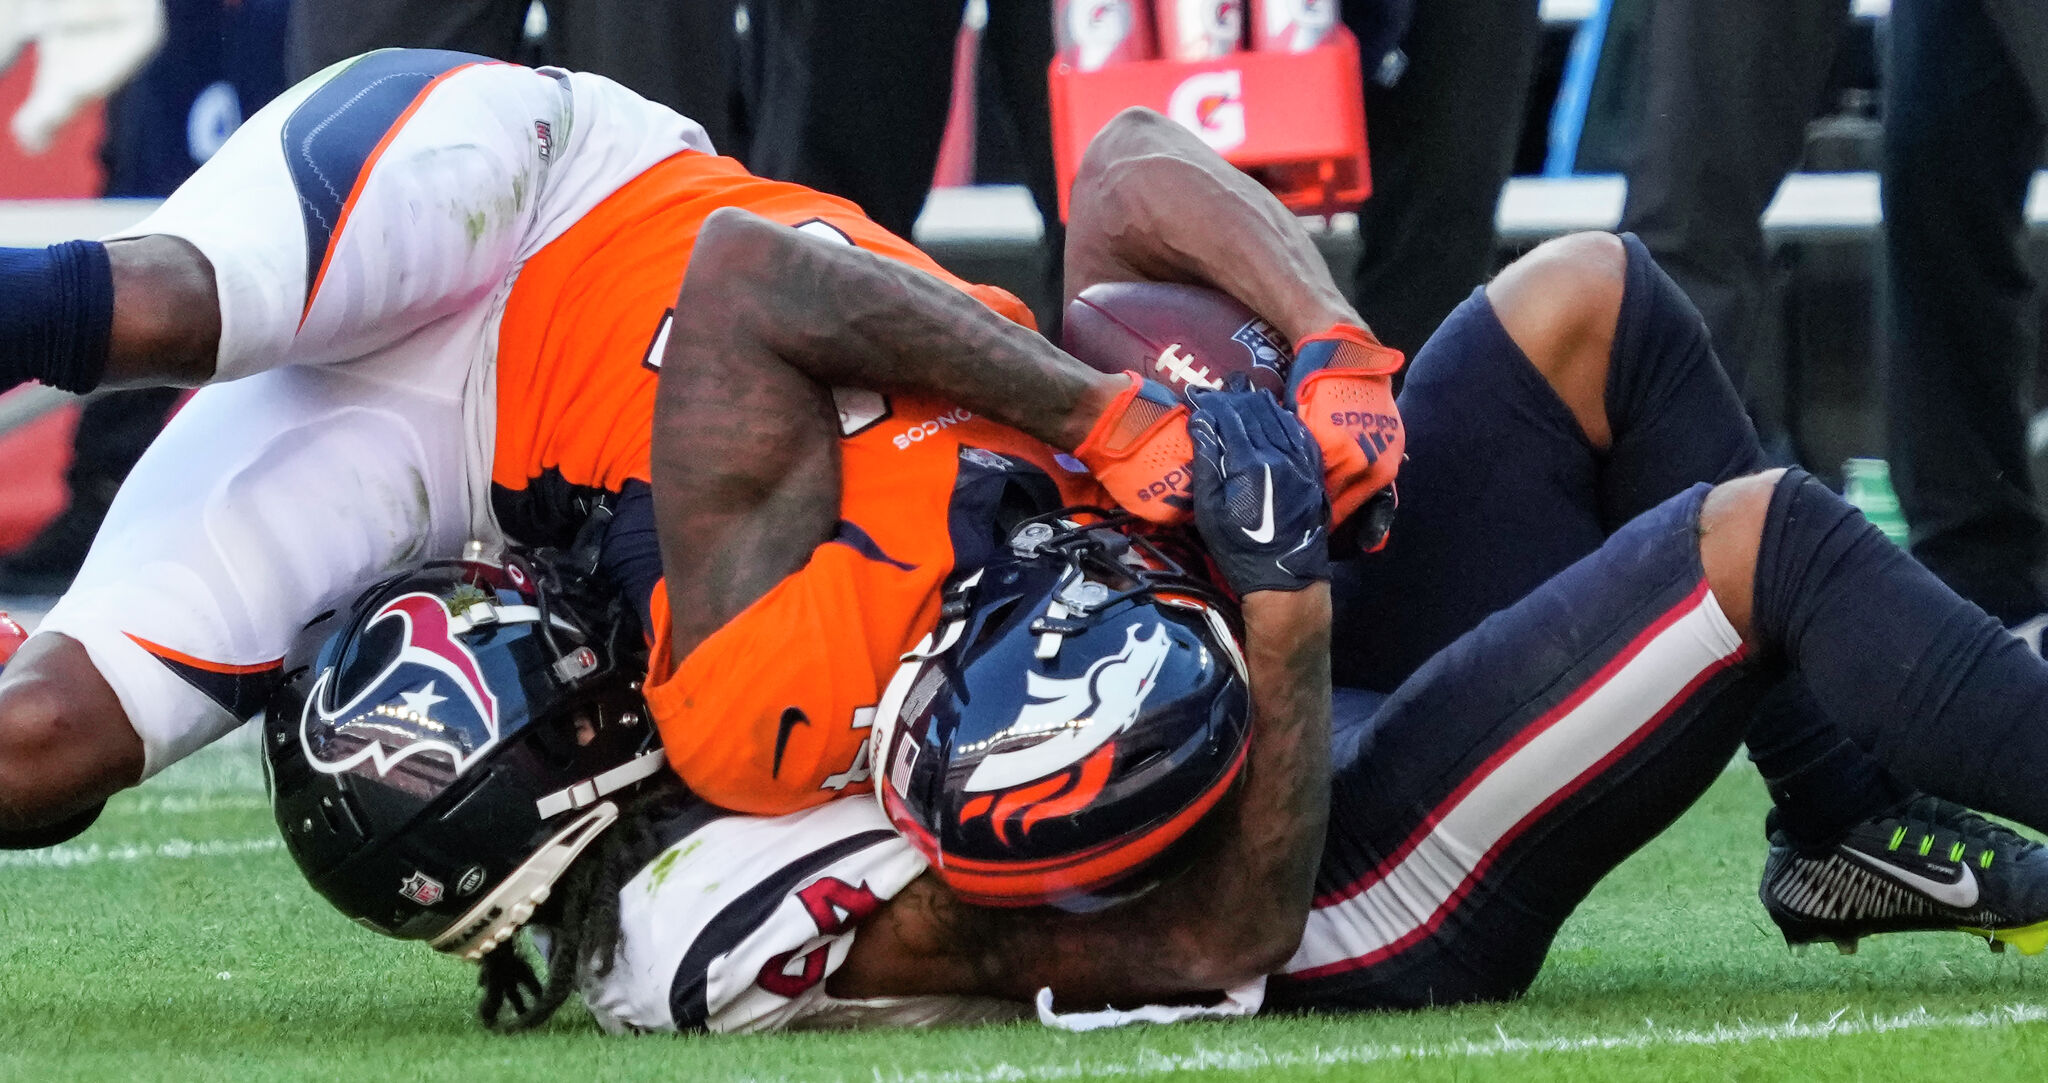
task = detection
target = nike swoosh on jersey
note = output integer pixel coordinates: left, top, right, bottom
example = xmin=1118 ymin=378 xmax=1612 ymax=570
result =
xmin=772 ymin=707 xmax=810 ymax=778
xmin=1243 ymin=466 xmax=1276 ymax=544
xmin=1842 ymin=846 xmax=1981 ymax=909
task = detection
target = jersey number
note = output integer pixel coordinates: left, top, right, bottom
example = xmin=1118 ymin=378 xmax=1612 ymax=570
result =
xmin=641 ymin=218 xmax=891 ymax=435
xmin=755 ymin=876 xmax=884 ymax=998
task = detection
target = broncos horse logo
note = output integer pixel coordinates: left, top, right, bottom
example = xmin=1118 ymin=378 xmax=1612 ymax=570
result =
xmin=299 ymin=592 xmax=503 ymax=779
xmin=958 ymin=623 xmax=1173 ymax=843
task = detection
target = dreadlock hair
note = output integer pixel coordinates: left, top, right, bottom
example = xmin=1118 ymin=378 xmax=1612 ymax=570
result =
xmin=476 ymin=772 xmax=698 ymax=1032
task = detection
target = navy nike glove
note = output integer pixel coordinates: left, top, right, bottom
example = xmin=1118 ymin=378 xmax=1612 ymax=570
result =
xmin=1189 ymin=385 xmax=1331 ymax=596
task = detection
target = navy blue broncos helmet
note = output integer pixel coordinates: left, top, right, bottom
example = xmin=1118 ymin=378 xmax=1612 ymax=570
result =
xmin=870 ymin=510 xmax=1251 ymax=911
xmin=265 ymin=546 xmax=662 ymax=960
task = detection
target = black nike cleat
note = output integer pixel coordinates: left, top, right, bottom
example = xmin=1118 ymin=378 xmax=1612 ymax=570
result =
xmin=1760 ymin=795 xmax=2048 ymax=956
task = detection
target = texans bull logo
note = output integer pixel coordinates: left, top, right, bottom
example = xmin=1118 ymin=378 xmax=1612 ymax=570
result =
xmin=958 ymin=622 xmax=1172 ymax=844
xmin=299 ymin=592 xmax=503 ymax=779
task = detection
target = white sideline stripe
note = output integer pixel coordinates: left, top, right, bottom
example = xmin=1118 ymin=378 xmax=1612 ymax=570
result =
xmin=865 ymin=1003 xmax=2048 ymax=1083
xmin=109 ymin=794 xmax=269 ymax=815
xmin=1542 ymin=0 xmax=1886 ymax=19
xmin=1287 ymin=588 xmax=1745 ymax=976
xmin=0 ymin=836 xmax=279 ymax=869
xmin=17 ymin=170 xmax=2048 ymax=259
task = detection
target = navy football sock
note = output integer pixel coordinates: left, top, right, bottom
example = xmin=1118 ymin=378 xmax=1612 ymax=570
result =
xmin=1598 ymin=233 xmax=1765 ymax=528
xmin=1752 ymin=468 xmax=2048 ymax=831
xmin=1 ymin=241 xmax=114 ymax=394
xmin=1745 ymin=681 xmax=1913 ymax=848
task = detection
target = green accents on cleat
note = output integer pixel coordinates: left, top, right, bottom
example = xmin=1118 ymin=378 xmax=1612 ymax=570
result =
xmin=1763 ymin=796 xmax=2048 ymax=955
xmin=1962 ymin=920 xmax=2048 ymax=956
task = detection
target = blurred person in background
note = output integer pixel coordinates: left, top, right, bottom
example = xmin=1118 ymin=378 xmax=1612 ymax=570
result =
xmin=1617 ymin=0 xmax=1849 ymax=462
xmin=287 ymin=0 xmax=743 ymax=154
xmin=740 ymin=0 xmax=1061 ymax=289
xmin=1608 ymin=0 xmax=1943 ymax=888
xmin=1341 ymin=0 xmax=1540 ymax=357
xmin=0 ymin=0 xmax=288 ymax=595
xmin=1882 ymin=0 xmax=2048 ymax=635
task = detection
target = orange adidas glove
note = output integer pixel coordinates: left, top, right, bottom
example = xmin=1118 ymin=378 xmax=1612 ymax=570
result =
xmin=1286 ymin=325 xmax=1406 ymax=550
xmin=1073 ymin=372 xmax=1197 ymax=526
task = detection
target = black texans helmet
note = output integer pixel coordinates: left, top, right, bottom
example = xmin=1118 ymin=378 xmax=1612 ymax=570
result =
xmin=871 ymin=509 xmax=1251 ymax=911
xmin=265 ymin=546 xmax=663 ymax=961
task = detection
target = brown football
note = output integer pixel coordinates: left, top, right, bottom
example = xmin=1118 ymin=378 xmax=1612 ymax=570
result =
xmin=1063 ymin=282 xmax=1294 ymax=402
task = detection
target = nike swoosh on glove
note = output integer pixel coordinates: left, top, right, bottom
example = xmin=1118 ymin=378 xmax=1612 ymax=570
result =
xmin=1189 ymin=386 xmax=1330 ymax=596
xmin=1074 ymin=371 xmax=1198 ymax=526
xmin=1286 ymin=324 xmax=1406 ymax=550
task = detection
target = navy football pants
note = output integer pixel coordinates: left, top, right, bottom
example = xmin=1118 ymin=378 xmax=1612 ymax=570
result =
xmin=1281 ymin=235 xmax=1785 ymax=1008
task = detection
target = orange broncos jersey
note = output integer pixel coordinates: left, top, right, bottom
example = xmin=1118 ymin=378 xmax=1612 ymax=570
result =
xmin=643 ymin=396 xmax=1111 ymax=816
xmin=490 ymin=149 xmax=1034 ymax=547
xmin=493 ymin=149 xmax=1086 ymax=816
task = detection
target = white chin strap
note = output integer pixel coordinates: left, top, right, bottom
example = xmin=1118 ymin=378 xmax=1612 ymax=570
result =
xmin=870 ymin=628 xmax=945 ymax=823
xmin=430 ymin=802 xmax=620 ymax=961
xmin=431 ymin=748 xmax=668 ymax=960
xmin=534 ymin=749 xmax=666 ymax=819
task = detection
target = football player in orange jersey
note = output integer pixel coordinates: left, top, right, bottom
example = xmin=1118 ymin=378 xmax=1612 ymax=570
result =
xmin=0 ymin=49 xmax=1393 ymax=849
xmin=281 ymin=102 xmax=2048 ymax=1034
xmin=15 ymin=48 xmax=2048 ymax=1036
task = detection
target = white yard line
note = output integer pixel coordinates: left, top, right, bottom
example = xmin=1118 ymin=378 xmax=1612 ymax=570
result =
xmin=865 ymin=1004 xmax=2048 ymax=1083
xmin=0 ymin=837 xmax=279 ymax=870
xmin=106 ymin=794 xmax=269 ymax=815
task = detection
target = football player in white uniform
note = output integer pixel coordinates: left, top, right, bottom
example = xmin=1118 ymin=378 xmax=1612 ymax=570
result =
xmin=13 ymin=50 xmax=2048 ymax=1033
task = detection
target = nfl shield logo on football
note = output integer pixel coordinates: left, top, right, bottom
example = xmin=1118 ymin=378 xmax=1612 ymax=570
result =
xmin=399 ymin=871 xmax=445 ymax=906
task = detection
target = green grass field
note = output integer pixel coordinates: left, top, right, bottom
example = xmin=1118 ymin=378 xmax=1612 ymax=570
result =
xmin=6 ymin=734 xmax=2048 ymax=1083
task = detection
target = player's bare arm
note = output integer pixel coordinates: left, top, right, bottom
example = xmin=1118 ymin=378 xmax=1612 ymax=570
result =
xmin=3 ymin=235 xmax=219 ymax=393
xmin=1064 ymin=107 xmax=1361 ymax=345
xmin=837 ymin=584 xmax=1333 ymax=1007
xmin=0 ymin=633 xmax=140 ymax=838
xmin=102 ymin=237 xmax=221 ymax=387
xmin=0 ymin=236 xmax=222 ymax=840
xmin=683 ymin=208 xmax=1126 ymax=450
xmin=654 ymin=206 xmax=1192 ymax=660
xmin=1066 ymin=108 xmax=1404 ymax=536
xmin=836 ymin=390 xmax=1337 ymax=1007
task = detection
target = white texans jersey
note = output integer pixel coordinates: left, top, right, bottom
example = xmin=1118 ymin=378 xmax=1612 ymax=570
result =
xmin=41 ymin=48 xmax=711 ymax=777
xmin=580 ymin=797 xmax=1027 ymax=1033
xmin=576 ymin=794 xmax=1265 ymax=1034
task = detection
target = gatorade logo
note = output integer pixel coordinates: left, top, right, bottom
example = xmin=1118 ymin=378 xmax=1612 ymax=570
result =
xmin=1068 ymin=0 xmax=1136 ymax=69
xmin=1168 ymin=70 xmax=1246 ymax=152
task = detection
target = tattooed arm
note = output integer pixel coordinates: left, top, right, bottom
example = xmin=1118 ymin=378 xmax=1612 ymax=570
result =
xmin=834 ymin=587 xmax=1333 ymax=1005
xmin=692 ymin=208 xmax=1121 ymax=444
xmin=653 ymin=208 xmax=1133 ymax=659
xmin=1065 ymin=107 xmax=1364 ymax=346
